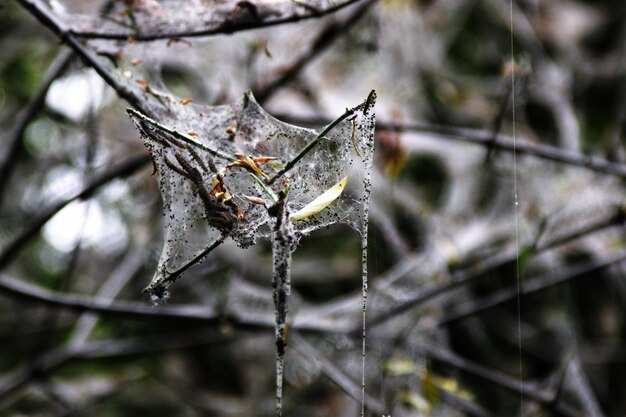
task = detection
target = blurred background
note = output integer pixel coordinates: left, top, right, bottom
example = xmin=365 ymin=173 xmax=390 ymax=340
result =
xmin=1 ymin=0 xmax=626 ymax=416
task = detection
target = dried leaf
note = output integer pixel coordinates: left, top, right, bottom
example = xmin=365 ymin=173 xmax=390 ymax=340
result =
xmin=230 ymin=154 xmax=269 ymax=180
xmin=290 ymin=176 xmax=348 ymax=221
xmin=241 ymin=194 xmax=265 ymax=205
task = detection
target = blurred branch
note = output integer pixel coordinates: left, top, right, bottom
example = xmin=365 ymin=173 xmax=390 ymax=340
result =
xmin=365 ymin=206 xmax=625 ymax=329
xmin=565 ymin=357 xmax=606 ymax=417
xmin=0 ymin=154 xmax=149 ymax=271
xmin=0 ymin=50 xmax=75 ymax=207
xmin=0 ymin=273 xmax=343 ymax=333
xmin=255 ymin=0 xmax=376 ymax=103
xmin=276 ymin=114 xmax=626 ymax=178
xmin=436 ymin=388 xmax=493 ymax=417
xmin=68 ymin=247 xmax=146 ymax=348
xmin=438 ymin=250 xmax=626 ymax=327
xmin=71 ymin=0 xmax=366 ymax=41
xmin=0 ymin=329 xmax=238 ymax=406
xmin=290 ymin=333 xmax=385 ymax=415
xmin=14 ymin=0 xmax=149 ymax=114
xmin=418 ymin=342 xmax=581 ymax=417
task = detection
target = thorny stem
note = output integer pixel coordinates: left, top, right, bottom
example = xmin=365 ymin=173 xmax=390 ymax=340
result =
xmin=268 ymin=91 xmax=375 ymax=184
xmin=126 ymin=108 xmax=235 ymax=162
xmin=269 ymin=193 xmax=296 ymax=417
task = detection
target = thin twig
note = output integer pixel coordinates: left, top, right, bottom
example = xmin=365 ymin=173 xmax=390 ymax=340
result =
xmin=0 ymin=50 xmax=74 ymax=207
xmin=127 ymin=108 xmax=236 ymax=162
xmin=438 ymin=250 xmax=626 ymax=327
xmin=70 ymin=0 xmax=365 ymax=41
xmin=255 ymin=0 xmax=376 ymax=103
xmin=0 ymin=329 xmax=240 ymax=405
xmin=365 ymin=206 xmax=625 ymax=330
xmin=267 ymin=91 xmax=375 ymax=184
xmin=418 ymin=343 xmax=581 ymax=417
xmin=274 ymin=114 xmax=626 ymax=178
xmin=15 ymin=0 xmax=148 ymax=114
xmin=0 ymin=154 xmax=149 ymax=271
xmin=290 ymin=333 xmax=386 ymax=415
xmin=0 ymin=273 xmax=344 ymax=333
xmin=145 ymin=234 xmax=227 ymax=295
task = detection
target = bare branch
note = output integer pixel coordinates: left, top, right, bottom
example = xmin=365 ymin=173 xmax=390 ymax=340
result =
xmin=438 ymin=250 xmax=626 ymax=327
xmin=255 ymin=0 xmax=376 ymax=103
xmin=290 ymin=333 xmax=385 ymax=415
xmin=0 ymin=154 xmax=149 ymax=271
xmin=418 ymin=342 xmax=581 ymax=417
xmin=0 ymin=50 xmax=75 ymax=207
xmin=15 ymin=0 xmax=149 ymax=115
xmin=71 ymin=0 xmax=367 ymax=42
xmin=275 ymin=114 xmax=626 ymax=178
xmin=365 ymin=206 xmax=625 ymax=330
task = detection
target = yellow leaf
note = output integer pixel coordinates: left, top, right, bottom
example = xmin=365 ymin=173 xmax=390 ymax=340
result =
xmin=290 ymin=176 xmax=348 ymax=221
xmin=384 ymin=357 xmax=417 ymax=376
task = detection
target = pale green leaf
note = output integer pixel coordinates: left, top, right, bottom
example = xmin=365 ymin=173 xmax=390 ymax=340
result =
xmin=289 ymin=176 xmax=348 ymax=221
xmin=384 ymin=357 xmax=417 ymax=376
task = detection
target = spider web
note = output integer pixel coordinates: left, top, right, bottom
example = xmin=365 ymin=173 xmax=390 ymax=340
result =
xmin=129 ymin=92 xmax=375 ymax=300
xmin=53 ymin=0 xmax=359 ymax=40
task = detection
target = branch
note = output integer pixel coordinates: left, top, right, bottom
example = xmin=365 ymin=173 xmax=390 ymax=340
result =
xmin=255 ymin=0 xmax=376 ymax=103
xmin=438 ymin=250 xmax=626 ymax=327
xmin=14 ymin=0 xmax=149 ymax=115
xmin=0 ymin=273 xmax=342 ymax=333
xmin=290 ymin=333 xmax=385 ymax=415
xmin=418 ymin=343 xmax=581 ymax=417
xmin=267 ymin=90 xmax=375 ymax=184
xmin=365 ymin=206 xmax=625 ymax=329
xmin=143 ymin=234 xmax=227 ymax=297
xmin=127 ymin=108 xmax=236 ymax=162
xmin=0 ymin=49 xmax=75 ymax=207
xmin=0 ymin=329 xmax=240 ymax=405
xmin=70 ymin=0 xmax=366 ymax=41
xmin=275 ymin=114 xmax=626 ymax=178
xmin=0 ymin=154 xmax=149 ymax=270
